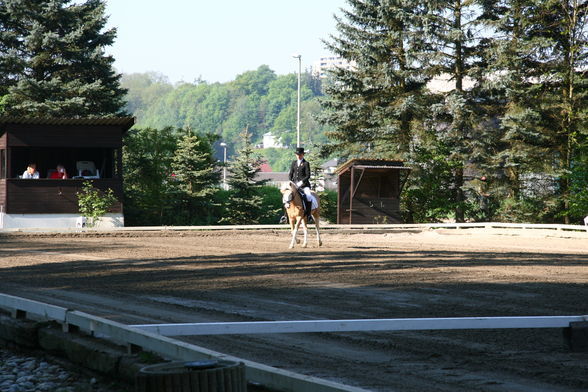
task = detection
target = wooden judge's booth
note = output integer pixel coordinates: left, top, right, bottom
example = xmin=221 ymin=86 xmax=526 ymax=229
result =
xmin=0 ymin=117 xmax=135 ymax=229
xmin=336 ymin=159 xmax=411 ymax=224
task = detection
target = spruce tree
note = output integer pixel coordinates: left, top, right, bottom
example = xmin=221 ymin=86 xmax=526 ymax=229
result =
xmin=485 ymin=0 xmax=588 ymax=223
xmin=171 ymin=130 xmax=220 ymax=224
xmin=221 ymin=127 xmax=269 ymax=224
xmin=320 ymin=0 xmax=429 ymax=160
xmin=416 ymin=0 xmax=495 ymax=222
xmin=0 ymin=0 xmax=126 ymax=117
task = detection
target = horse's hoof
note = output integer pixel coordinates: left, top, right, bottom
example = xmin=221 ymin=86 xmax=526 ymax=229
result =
xmin=289 ymin=244 xmax=294 ymax=249
xmin=302 ymin=243 xmax=307 ymax=248
xmin=296 ymin=239 xmax=300 ymax=244
xmin=318 ymin=241 xmax=323 ymax=247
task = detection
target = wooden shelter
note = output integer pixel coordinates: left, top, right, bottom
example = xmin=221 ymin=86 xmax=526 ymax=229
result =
xmin=0 ymin=117 xmax=135 ymax=229
xmin=335 ymin=159 xmax=410 ymax=224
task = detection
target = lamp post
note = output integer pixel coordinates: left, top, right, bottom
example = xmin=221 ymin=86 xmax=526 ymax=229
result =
xmin=220 ymin=142 xmax=227 ymax=190
xmin=292 ymin=54 xmax=301 ymax=148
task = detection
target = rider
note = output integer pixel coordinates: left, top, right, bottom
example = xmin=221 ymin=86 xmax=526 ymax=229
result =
xmin=288 ymin=147 xmax=314 ymax=219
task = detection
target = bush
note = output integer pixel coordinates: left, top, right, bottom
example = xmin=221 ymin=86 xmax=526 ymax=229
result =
xmin=318 ymin=189 xmax=337 ymax=223
xmin=77 ymin=181 xmax=117 ymax=227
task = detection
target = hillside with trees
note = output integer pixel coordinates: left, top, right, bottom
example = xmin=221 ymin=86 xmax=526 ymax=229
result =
xmin=121 ymin=66 xmax=333 ymax=171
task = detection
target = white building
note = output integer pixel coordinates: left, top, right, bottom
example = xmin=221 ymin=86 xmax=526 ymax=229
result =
xmin=312 ymin=56 xmax=356 ymax=79
xmin=262 ymin=132 xmax=285 ymax=149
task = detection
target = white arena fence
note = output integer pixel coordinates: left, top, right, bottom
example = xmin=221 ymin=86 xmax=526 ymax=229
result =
xmin=0 ymin=293 xmax=586 ymax=391
xmin=2 ymin=221 xmax=588 ymax=234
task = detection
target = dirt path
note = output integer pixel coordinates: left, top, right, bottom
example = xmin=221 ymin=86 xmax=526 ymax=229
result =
xmin=1 ymin=228 xmax=587 ymax=391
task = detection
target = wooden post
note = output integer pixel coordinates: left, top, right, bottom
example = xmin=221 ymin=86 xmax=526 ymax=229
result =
xmin=349 ymin=166 xmax=354 ymax=224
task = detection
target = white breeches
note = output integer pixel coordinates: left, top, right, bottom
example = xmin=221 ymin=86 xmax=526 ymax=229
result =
xmin=300 ymin=187 xmax=318 ymax=210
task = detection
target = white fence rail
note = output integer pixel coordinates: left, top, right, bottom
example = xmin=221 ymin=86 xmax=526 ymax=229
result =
xmin=0 ymin=293 xmax=369 ymax=392
xmin=2 ymin=221 xmax=588 ymax=234
xmin=130 ymin=315 xmax=588 ymax=337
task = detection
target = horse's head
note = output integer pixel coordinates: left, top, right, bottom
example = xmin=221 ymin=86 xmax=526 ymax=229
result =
xmin=281 ymin=181 xmax=297 ymax=208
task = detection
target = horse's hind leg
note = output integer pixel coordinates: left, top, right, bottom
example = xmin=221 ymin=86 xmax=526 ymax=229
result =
xmin=313 ymin=211 xmax=322 ymax=246
xmin=301 ymin=219 xmax=308 ymax=248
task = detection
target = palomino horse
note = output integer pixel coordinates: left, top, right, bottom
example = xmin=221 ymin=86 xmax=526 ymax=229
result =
xmin=281 ymin=181 xmax=322 ymax=248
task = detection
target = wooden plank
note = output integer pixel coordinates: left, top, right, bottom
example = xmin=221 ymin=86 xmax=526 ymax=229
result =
xmin=5 ymin=179 xmax=122 ymax=214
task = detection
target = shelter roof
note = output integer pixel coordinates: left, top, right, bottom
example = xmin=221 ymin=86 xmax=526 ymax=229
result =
xmin=0 ymin=116 xmax=135 ymax=131
xmin=335 ymin=159 xmax=409 ymax=174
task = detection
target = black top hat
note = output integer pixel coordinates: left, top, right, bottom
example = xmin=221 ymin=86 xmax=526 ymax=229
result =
xmin=295 ymin=147 xmax=305 ymax=154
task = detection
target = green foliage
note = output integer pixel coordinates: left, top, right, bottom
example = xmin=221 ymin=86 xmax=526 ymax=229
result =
xmin=123 ymin=126 xmax=221 ymax=226
xmin=121 ymin=67 xmax=328 ymax=162
xmin=258 ymin=186 xmax=284 ymax=224
xmin=122 ymin=127 xmax=178 ymax=226
xmin=221 ymin=128 xmax=278 ymax=224
xmin=257 ymin=148 xmax=292 ymax=172
xmin=0 ymin=0 xmax=126 ymax=116
xmin=322 ymin=0 xmax=588 ymax=224
xmin=77 ymin=181 xmax=117 ymax=227
xmin=170 ymin=131 xmax=220 ymax=224
xmin=318 ymin=190 xmax=337 ymax=224
xmin=401 ymin=144 xmax=456 ymax=223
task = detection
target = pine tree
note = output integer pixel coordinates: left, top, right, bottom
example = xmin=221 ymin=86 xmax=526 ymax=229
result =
xmin=323 ymin=0 xmax=495 ymax=222
xmin=485 ymin=0 xmax=588 ymax=223
xmin=320 ymin=0 xmax=429 ymax=160
xmin=0 ymin=0 xmax=126 ymax=117
xmin=171 ymin=130 xmax=220 ymax=224
xmin=416 ymin=0 xmax=496 ymax=222
xmin=221 ymin=127 xmax=269 ymax=224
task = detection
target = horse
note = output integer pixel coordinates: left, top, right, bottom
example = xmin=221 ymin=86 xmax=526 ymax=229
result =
xmin=280 ymin=181 xmax=322 ymax=248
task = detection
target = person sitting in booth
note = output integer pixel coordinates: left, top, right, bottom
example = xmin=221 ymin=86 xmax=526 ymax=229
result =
xmin=49 ymin=164 xmax=68 ymax=179
xmin=22 ymin=163 xmax=39 ymax=179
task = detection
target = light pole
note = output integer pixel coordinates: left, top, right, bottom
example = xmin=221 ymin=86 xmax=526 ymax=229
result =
xmin=292 ymin=54 xmax=301 ymax=148
xmin=220 ymin=142 xmax=227 ymax=190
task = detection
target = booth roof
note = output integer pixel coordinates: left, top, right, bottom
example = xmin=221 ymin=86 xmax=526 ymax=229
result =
xmin=0 ymin=116 xmax=135 ymax=131
xmin=335 ymin=158 xmax=408 ymax=174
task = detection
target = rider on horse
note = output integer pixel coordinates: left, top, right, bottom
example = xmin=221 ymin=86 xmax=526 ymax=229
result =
xmin=288 ymin=147 xmax=315 ymax=220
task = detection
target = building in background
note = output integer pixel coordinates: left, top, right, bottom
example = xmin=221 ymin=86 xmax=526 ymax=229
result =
xmin=312 ymin=56 xmax=356 ymax=79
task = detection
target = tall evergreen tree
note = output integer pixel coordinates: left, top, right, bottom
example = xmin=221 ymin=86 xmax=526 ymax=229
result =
xmin=485 ymin=0 xmax=588 ymax=223
xmin=0 ymin=0 xmax=126 ymax=117
xmin=221 ymin=127 xmax=270 ymax=224
xmin=321 ymin=0 xmax=429 ymax=160
xmin=171 ymin=130 xmax=220 ymax=224
xmin=417 ymin=0 xmax=494 ymax=222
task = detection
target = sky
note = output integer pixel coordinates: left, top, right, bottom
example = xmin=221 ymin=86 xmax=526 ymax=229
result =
xmin=104 ymin=0 xmax=348 ymax=84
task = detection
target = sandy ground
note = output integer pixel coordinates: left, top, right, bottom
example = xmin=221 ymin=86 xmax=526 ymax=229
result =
xmin=0 ymin=227 xmax=587 ymax=391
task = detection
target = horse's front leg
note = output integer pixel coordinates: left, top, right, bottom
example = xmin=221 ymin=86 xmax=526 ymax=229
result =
xmin=289 ymin=217 xmax=302 ymax=248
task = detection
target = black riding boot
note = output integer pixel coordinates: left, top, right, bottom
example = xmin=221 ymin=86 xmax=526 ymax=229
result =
xmin=303 ymin=196 xmax=312 ymax=220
